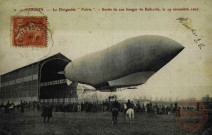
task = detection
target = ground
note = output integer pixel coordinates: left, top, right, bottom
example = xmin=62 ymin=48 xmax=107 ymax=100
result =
xmin=0 ymin=110 xmax=211 ymax=135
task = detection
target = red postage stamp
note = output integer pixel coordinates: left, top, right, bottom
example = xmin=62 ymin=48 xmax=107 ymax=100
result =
xmin=175 ymin=99 xmax=208 ymax=132
xmin=12 ymin=17 xmax=47 ymax=47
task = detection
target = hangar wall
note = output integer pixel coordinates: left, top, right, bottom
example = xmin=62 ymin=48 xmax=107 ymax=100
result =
xmin=0 ymin=63 xmax=39 ymax=104
xmin=0 ymin=53 xmax=78 ymax=104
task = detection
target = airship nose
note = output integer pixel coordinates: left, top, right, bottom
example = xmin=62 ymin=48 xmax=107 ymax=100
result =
xmin=170 ymin=42 xmax=184 ymax=56
xmin=168 ymin=40 xmax=184 ymax=56
xmin=178 ymin=44 xmax=184 ymax=51
xmin=173 ymin=41 xmax=184 ymax=52
xmin=148 ymin=37 xmax=184 ymax=71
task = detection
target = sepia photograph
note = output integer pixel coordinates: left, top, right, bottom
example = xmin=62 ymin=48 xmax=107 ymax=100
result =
xmin=0 ymin=0 xmax=212 ymax=135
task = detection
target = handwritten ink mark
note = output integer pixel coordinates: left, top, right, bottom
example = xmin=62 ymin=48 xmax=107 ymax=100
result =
xmin=198 ymin=44 xmax=205 ymax=49
xmin=176 ymin=17 xmax=206 ymax=49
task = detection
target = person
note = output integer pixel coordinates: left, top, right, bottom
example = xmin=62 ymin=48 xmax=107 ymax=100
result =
xmin=126 ymin=100 xmax=135 ymax=124
xmin=176 ymin=106 xmax=181 ymax=117
xmin=136 ymin=101 xmax=142 ymax=114
xmin=20 ymin=101 xmax=24 ymax=113
xmin=4 ymin=101 xmax=10 ymax=113
xmin=41 ymin=103 xmax=53 ymax=123
xmin=111 ymin=99 xmax=120 ymax=124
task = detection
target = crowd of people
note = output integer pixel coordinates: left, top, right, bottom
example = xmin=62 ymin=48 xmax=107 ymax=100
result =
xmin=0 ymin=100 xmax=180 ymax=115
xmin=0 ymin=99 xmax=209 ymax=125
xmin=0 ymin=100 xmax=192 ymax=124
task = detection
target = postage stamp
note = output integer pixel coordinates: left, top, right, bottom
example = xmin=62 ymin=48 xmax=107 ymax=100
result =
xmin=11 ymin=16 xmax=47 ymax=47
xmin=175 ymin=99 xmax=208 ymax=132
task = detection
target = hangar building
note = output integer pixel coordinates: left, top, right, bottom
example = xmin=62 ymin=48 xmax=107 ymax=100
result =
xmin=0 ymin=53 xmax=78 ymax=104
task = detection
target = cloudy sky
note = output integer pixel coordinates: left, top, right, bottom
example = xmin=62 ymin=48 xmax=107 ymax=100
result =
xmin=0 ymin=0 xmax=212 ymax=101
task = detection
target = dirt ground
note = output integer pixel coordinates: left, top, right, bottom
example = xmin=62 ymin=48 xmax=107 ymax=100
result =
xmin=0 ymin=110 xmax=211 ymax=135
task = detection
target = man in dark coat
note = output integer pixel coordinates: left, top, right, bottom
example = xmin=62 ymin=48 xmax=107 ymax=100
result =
xmin=112 ymin=100 xmax=120 ymax=124
xmin=41 ymin=104 xmax=53 ymax=123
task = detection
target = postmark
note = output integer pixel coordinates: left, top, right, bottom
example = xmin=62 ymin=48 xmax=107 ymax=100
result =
xmin=175 ymin=99 xmax=208 ymax=132
xmin=11 ymin=16 xmax=48 ymax=47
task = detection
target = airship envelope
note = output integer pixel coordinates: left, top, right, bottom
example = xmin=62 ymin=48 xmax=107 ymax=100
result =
xmin=64 ymin=35 xmax=184 ymax=90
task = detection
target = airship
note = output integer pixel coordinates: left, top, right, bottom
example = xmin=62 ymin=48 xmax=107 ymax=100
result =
xmin=64 ymin=35 xmax=184 ymax=91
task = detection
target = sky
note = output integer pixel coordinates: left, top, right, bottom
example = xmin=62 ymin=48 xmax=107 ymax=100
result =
xmin=0 ymin=0 xmax=212 ymax=101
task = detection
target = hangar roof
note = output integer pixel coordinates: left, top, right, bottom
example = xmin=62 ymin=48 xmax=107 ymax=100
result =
xmin=0 ymin=53 xmax=71 ymax=76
